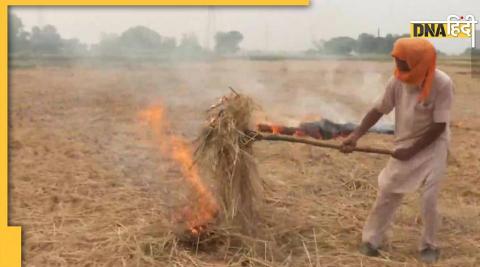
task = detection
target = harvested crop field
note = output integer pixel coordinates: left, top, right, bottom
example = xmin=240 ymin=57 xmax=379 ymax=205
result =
xmin=9 ymin=59 xmax=480 ymax=266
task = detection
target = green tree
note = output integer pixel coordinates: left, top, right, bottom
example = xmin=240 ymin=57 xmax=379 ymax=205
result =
xmin=214 ymin=31 xmax=243 ymax=55
xmin=30 ymin=25 xmax=63 ymax=54
xmin=119 ymin=26 xmax=163 ymax=53
xmin=355 ymin=33 xmax=378 ymax=54
xmin=323 ymin=36 xmax=356 ymax=55
xmin=62 ymin=38 xmax=88 ymax=56
xmin=121 ymin=26 xmax=177 ymax=54
xmin=91 ymin=33 xmax=121 ymax=57
xmin=8 ymin=13 xmax=30 ymax=53
xmin=178 ymin=33 xmax=202 ymax=53
xmin=93 ymin=26 xmax=177 ymax=57
xmin=376 ymin=33 xmax=395 ymax=54
xmin=160 ymin=37 xmax=176 ymax=53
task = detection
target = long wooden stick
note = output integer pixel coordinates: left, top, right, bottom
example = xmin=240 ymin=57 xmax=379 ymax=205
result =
xmin=250 ymin=132 xmax=392 ymax=156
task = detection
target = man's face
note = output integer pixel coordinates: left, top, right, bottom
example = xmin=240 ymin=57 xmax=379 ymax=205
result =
xmin=395 ymin=57 xmax=411 ymax=72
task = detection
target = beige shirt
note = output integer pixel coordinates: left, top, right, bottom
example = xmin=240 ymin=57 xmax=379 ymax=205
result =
xmin=373 ymin=69 xmax=454 ymax=193
xmin=375 ymin=69 xmax=454 ymax=147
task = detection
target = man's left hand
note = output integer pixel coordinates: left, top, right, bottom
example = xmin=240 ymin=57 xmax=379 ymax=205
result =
xmin=392 ymin=147 xmax=417 ymax=161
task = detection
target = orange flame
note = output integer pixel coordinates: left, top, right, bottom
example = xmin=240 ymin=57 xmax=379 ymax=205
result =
xmin=271 ymin=124 xmax=283 ymax=135
xmin=139 ymin=105 xmax=218 ymax=235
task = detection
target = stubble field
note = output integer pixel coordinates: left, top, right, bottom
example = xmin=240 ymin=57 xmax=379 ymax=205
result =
xmin=9 ymin=59 xmax=480 ymax=266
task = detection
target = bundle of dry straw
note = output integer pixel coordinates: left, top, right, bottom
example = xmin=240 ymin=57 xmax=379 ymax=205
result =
xmin=195 ymin=90 xmax=263 ymax=235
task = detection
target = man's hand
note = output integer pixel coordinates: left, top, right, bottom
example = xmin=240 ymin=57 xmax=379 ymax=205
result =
xmin=392 ymin=147 xmax=417 ymax=161
xmin=340 ymin=133 xmax=359 ymax=153
xmin=340 ymin=108 xmax=383 ymax=154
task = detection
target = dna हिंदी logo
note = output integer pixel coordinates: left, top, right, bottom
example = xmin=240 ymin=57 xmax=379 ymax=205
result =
xmin=410 ymin=15 xmax=478 ymax=48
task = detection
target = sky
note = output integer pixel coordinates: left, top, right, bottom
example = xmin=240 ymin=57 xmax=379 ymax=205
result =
xmin=10 ymin=1 xmax=480 ymax=54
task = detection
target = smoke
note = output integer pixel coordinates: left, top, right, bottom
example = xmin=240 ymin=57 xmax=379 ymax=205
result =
xmin=145 ymin=58 xmax=396 ymax=131
xmin=99 ymin=55 xmax=398 ymax=180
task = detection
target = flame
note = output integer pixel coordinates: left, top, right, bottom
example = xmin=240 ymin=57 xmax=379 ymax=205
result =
xmin=139 ymin=105 xmax=218 ymax=235
xmin=271 ymin=124 xmax=283 ymax=135
xmin=256 ymin=121 xmax=285 ymax=135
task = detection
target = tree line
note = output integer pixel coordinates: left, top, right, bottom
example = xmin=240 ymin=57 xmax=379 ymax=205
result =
xmin=10 ymin=13 xmax=474 ymax=58
xmin=8 ymin=13 xmax=244 ymax=58
xmin=311 ymin=33 xmax=415 ymax=55
xmin=308 ymin=33 xmax=477 ymax=56
xmin=9 ymin=14 xmax=88 ymax=57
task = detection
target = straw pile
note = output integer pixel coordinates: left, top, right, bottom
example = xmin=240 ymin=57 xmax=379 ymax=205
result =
xmin=194 ymin=91 xmax=263 ymax=235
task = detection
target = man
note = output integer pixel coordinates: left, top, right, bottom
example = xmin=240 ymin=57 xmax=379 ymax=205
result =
xmin=341 ymin=38 xmax=454 ymax=263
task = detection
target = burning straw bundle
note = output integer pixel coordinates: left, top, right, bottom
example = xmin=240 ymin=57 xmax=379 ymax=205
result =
xmin=195 ymin=90 xmax=262 ymax=235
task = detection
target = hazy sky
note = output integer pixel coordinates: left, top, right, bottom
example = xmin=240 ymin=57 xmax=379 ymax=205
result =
xmin=11 ymin=1 xmax=480 ymax=54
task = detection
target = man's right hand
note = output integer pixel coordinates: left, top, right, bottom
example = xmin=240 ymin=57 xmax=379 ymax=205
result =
xmin=340 ymin=133 xmax=359 ymax=153
xmin=339 ymin=108 xmax=383 ymax=154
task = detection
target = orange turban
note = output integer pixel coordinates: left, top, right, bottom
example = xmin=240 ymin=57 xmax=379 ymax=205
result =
xmin=391 ymin=38 xmax=436 ymax=102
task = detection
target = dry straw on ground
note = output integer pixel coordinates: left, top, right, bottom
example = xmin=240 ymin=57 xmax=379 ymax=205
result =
xmin=11 ymin=63 xmax=480 ymax=266
xmin=195 ymin=90 xmax=263 ymax=235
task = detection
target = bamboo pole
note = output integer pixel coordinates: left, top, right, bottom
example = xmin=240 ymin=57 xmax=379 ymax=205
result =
xmin=248 ymin=131 xmax=392 ymax=156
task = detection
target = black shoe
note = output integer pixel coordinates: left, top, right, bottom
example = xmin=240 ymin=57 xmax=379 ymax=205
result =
xmin=420 ymin=247 xmax=440 ymax=263
xmin=359 ymin=242 xmax=380 ymax=257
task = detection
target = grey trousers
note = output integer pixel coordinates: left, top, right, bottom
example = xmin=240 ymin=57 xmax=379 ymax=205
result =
xmin=361 ymin=181 xmax=440 ymax=250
